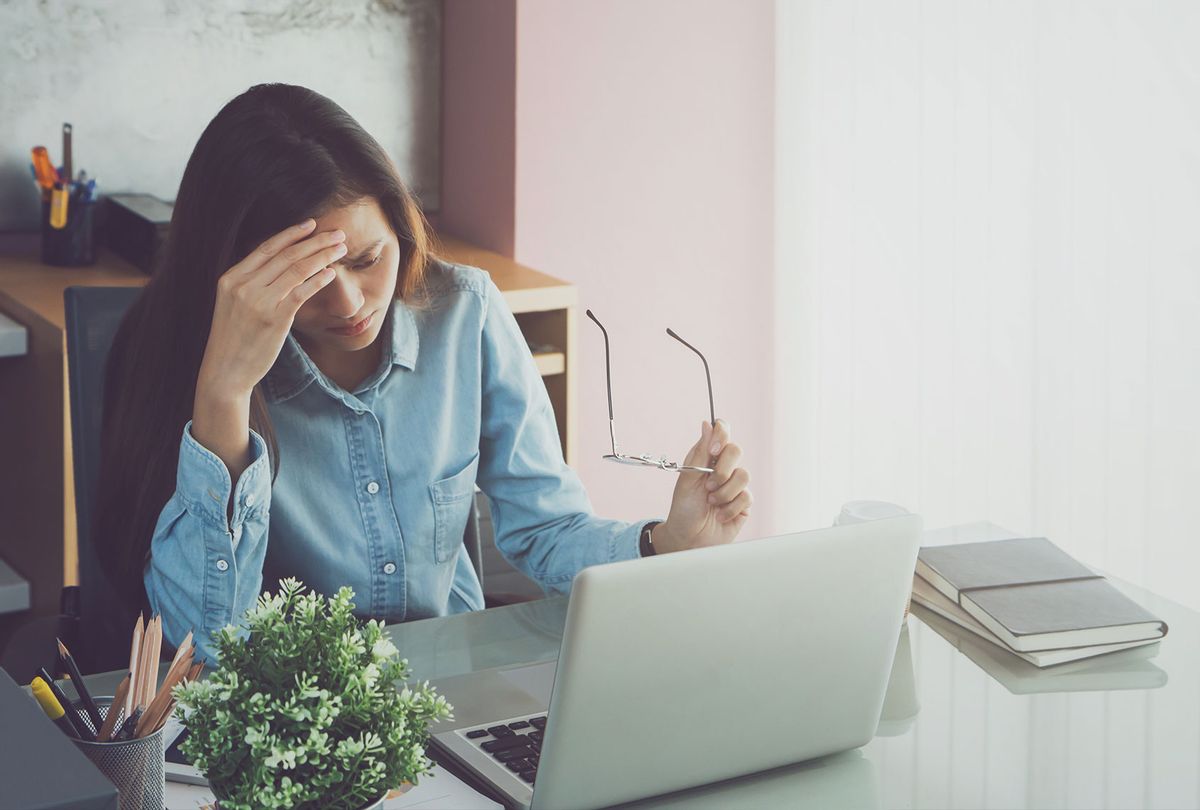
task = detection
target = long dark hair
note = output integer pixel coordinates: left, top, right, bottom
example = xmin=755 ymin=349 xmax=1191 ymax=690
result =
xmin=93 ymin=83 xmax=434 ymax=613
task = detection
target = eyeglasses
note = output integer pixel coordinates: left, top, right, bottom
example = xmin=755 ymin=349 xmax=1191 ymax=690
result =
xmin=586 ymin=309 xmax=715 ymax=474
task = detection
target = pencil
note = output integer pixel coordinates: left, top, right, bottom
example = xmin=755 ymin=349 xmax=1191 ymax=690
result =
xmin=57 ymin=638 xmax=102 ymax=731
xmin=37 ymin=667 xmax=93 ymax=741
xmin=98 ymin=673 xmax=131 ymax=742
xmin=167 ymin=629 xmax=193 ymax=673
xmin=126 ymin=614 xmax=144 ymax=715
xmin=135 ymin=615 xmax=161 ymax=711
xmin=137 ymin=644 xmax=192 ymax=737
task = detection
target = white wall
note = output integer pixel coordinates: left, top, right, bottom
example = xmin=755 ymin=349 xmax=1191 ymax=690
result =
xmin=0 ymin=0 xmax=441 ymax=229
xmin=776 ymin=0 xmax=1200 ymax=610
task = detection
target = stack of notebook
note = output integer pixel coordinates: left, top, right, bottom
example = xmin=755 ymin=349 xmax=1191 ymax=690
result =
xmin=911 ymin=537 xmax=1168 ymax=668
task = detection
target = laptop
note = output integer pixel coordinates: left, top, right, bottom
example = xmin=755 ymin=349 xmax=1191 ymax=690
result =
xmin=429 ymin=514 xmax=922 ymax=810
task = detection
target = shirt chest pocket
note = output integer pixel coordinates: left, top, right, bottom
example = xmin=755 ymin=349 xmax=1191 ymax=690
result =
xmin=429 ymin=453 xmax=480 ymax=564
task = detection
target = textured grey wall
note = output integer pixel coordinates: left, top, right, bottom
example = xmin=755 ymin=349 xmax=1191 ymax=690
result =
xmin=0 ymin=0 xmax=441 ymax=230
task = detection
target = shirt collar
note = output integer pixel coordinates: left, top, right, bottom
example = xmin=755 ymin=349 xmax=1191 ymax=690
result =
xmin=262 ymin=299 xmax=419 ymax=404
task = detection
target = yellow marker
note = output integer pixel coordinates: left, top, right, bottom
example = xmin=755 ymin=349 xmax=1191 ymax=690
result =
xmin=49 ymin=183 xmax=69 ymax=229
xmin=31 ymin=677 xmax=80 ymax=739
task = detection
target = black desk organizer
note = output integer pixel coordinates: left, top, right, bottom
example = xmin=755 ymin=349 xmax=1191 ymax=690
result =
xmin=41 ymin=196 xmax=98 ymax=267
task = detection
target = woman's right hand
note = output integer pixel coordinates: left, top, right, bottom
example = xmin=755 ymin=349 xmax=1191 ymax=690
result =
xmin=198 ymin=219 xmax=347 ymax=396
xmin=192 ymin=219 xmax=346 ymax=490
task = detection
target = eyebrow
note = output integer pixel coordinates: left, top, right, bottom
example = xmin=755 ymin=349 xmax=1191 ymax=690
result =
xmin=345 ymin=239 xmax=384 ymax=264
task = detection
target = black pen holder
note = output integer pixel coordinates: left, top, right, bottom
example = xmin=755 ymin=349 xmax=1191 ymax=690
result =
xmin=71 ymin=697 xmax=165 ymax=810
xmin=41 ymin=196 xmax=97 ymax=266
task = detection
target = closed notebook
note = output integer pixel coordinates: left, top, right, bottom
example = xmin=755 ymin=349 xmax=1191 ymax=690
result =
xmin=916 ymin=537 xmax=1167 ymax=652
xmin=913 ymin=604 xmax=1167 ymax=696
xmin=910 ymin=575 xmax=1160 ymax=667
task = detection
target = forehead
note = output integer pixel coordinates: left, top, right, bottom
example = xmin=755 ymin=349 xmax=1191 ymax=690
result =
xmin=313 ymin=197 xmax=389 ymax=247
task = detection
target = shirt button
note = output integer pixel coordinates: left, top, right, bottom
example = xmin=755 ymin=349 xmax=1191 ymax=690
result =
xmin=366 ymin=481 xmax=380 ymax=495
xmin=244 ymin=492 xmax=256 ymax=507
xmin=216 ymin=559 xmax=229 ymax=572
xmin=383 ymin=562 xmax=397 ymax=575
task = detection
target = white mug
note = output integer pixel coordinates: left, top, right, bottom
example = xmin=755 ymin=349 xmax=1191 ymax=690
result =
xmin=834 ymin=500 xmax=914 ymax=619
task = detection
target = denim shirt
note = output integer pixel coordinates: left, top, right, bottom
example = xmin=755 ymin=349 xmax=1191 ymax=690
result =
xmin=144 ymin=257 xmax=648 ymax=662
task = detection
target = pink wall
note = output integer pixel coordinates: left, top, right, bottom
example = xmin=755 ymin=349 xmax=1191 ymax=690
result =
xmin=513 ymin=1 xmax=776 ymax=537
xmin=441 ymin=0 xmax=776 ymax=537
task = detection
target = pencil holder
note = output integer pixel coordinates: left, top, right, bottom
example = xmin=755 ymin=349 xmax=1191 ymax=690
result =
xmin=71 ymin=697 xmax=165 ymax=810
xmin=40 ymin=196 xmax=97 ymax=266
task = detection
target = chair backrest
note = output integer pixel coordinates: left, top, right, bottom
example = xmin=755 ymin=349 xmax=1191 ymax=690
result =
xmin=64 ymin=286 xmax=143 ymax=672
xmin=64 ymin=286 xmax=484 ymax=670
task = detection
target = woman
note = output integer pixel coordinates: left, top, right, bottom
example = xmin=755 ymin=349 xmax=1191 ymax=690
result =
xmin=94 ymin=83 xmax=753 ymax=663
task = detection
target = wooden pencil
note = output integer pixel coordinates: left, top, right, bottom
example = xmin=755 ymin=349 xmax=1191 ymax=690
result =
xmin=125 ymin=614 xmax=144 ymax=715
xmin=167 ymin=629 xmax=193 ymax=673
xmin=149 ymin=695 xmax=179 ymax=735
xmin=137 ymin=645 xmax=192 ymax=737
xmin=136 ymin=615 xmax=162 ymax=710
xmin=135 ymin=616 xmax=150 ymax=709
xmin=149 ymin=616 xmax=164 ymax=702
xmin=98 ymin=673 xmax=130 ymax=742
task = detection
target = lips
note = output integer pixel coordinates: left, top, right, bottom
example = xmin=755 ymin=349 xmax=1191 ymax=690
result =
xmin=328 ymin=310 xmax=375 ymax=337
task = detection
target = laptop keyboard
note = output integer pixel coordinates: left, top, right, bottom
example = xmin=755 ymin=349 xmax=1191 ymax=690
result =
xmin=458 ymin=714 xmax=548 ymax=784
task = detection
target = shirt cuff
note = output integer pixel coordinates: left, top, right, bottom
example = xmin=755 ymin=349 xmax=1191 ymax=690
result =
xmin=612 ymin=519 xmax=664 ymax=563
xmin=177 ymin=419 xmax=271 ymax=532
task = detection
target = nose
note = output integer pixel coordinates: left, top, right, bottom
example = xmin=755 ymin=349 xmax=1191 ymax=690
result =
xmin=322 ymin=267 xmax=365 ymax=319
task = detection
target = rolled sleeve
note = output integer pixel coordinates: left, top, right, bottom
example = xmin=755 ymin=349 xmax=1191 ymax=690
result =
xmin=144 ymin=421 xmax=272 ymax=663
xmin=475 ymin=277 xmax=649 ymax=593
xmin=176 ymin=420 xmax=271 ymax=537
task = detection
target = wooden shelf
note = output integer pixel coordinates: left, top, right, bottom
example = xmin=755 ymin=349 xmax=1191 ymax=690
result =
xmin=437 ymin=235 xmax=577 ymax=313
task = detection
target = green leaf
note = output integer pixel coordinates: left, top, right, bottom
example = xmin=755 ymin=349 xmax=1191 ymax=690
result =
xmin=175 ymin=578 xmax=452 ymax=809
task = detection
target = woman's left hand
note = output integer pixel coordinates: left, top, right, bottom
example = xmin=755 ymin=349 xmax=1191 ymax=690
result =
xmin=652 ymin=419 xmax=752 ymax=554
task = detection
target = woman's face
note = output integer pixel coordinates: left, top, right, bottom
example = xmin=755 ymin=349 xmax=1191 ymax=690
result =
xmin=291 ymin=196 xmax=400 ymax=355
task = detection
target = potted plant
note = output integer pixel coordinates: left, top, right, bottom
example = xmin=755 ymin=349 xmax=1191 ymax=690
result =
xmin=173 ymin=578 xmax=452 ymax=810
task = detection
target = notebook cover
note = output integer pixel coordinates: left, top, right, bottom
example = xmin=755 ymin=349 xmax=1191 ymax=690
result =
xmin=915 ymin=607 xmax=1167 ymax=695
xmin=911 ymin=575 xmax=1160 ymax=667
xmin=965 ymin=577 xmax=1165 ymax=637
xmin=918 ymin=537 xmax=1096 ymax=595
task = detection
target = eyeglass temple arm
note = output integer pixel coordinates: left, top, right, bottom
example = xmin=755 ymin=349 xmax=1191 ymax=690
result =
xmin=666 ymin=328 xmax=716 ymax=427
xmin=585 ymin=309 xmax=620 ymax=456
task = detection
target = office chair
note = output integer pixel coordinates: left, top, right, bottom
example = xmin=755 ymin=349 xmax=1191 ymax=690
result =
xmin=61 ymin=286 xmax=484 ymax=673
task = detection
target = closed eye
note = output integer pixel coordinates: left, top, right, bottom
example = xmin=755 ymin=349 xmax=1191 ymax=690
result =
xmin=354 ymin=254 xmax=381 ymax=270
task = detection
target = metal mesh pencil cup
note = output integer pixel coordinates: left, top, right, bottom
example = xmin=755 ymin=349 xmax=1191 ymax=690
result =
xmin=70 ymin=697 xmax=165 ymax=810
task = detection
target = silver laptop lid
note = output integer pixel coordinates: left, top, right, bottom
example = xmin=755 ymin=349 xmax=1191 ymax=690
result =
xmin=531 ymin=514 xmax=921 ymax=810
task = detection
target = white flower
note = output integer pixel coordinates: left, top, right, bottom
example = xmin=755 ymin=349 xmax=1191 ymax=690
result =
xmin=372 ymin=637 xmax=398 ymax=661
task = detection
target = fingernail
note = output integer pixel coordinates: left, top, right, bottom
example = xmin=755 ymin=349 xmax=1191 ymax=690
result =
xmin=298 ymin=218 xmax=315 ymax=229
xmin=710 ymin=442 xmax=721 ymax=455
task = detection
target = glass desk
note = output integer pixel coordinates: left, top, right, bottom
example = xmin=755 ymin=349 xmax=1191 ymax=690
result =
xmin=80 ymin=524 xmax=1200 ymax=809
